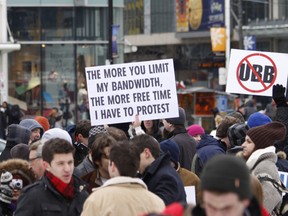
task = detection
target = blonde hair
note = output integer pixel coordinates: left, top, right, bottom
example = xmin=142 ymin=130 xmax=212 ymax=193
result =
xmin=250 ymin=175 xmax=264 ymax=204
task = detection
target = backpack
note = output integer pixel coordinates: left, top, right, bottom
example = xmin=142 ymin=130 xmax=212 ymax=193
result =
xmin=258 ymin=175 xmax=288 ymax=216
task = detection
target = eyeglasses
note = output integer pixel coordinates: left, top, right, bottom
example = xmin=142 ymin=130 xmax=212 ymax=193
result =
xmin=29 ymin=156 xmax=42 ymax=163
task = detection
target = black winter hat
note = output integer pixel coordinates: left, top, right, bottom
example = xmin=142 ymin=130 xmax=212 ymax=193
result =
xmin=165 ymin=107 xmax=186 ymax=125
xmin=228 ymin=123 xmax=249 ymax=147
xmin=200 ymin=154 xmax=252 ymax=200
xmin=247 ymin=121 xmax=286 ymax=150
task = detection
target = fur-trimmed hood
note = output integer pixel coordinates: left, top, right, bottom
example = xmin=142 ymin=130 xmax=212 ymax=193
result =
xmin=0 ymin=158 xmax=36 ymax=186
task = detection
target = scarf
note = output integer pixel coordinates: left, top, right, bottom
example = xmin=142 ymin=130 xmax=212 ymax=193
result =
xmin=45 ymin=171 xmax=74 ymax=200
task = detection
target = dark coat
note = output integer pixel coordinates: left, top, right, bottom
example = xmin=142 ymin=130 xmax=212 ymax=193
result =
xmin=141 ymin=153 xmax=186 ymax=206
xmin=14 ymin=174 xmax=89 ymax=216
xmin=168 ymin=127 xmax=197 ymax=170
xmin=192 ymin=134 xmax=226 ymax=176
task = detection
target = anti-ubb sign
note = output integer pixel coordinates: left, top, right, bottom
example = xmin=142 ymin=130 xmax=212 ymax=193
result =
xmin=226 ymin=49 xmax=288 ymax=96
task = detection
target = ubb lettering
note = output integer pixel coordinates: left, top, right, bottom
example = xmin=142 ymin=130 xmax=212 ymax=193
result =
xmin=239 ymin=64 xmax=274 ymax=83
xmin=236 ymin=53 xmax=277 ymax=93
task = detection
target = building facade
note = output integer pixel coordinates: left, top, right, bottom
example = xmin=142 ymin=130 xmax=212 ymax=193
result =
xmin=124 ymin=0 xmax=288 ymax=129
xmin=4 ymin=0 xmax=124 ymax=123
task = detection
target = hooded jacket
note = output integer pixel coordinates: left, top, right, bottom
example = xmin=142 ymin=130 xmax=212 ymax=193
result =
xmin=0 ymin=125 xmax=31 ymax=162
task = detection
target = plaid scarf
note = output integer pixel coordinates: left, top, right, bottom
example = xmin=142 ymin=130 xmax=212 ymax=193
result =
xmin=45 ymin=171 xmax=74 ymax=200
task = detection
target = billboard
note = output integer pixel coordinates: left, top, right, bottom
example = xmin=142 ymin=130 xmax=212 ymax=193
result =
xmin=176 ymin=0 xmax=224 ymax=32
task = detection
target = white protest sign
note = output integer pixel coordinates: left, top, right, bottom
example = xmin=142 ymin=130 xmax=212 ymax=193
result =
xmin=226 ymin=49 xmax=288 ymax=96
xmin=184 ymin=186 xmax=196 ymax=205
xmin=279 ymin=171 xmax=288 ymax=188
xmin=85 ymin=59 xmax=179 ymax=126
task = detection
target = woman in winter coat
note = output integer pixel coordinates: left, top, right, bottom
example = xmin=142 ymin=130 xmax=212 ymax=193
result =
xmin=242 ymin=121 xmax=286 ymax=215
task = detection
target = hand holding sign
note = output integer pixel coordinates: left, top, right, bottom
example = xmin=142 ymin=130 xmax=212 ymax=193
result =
xmin=273 ymin=84 xmax=287 ymax=107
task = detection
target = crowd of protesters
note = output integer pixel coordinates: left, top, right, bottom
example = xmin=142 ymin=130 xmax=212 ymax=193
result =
xmin=0 ymin=83 xmax=286 ymax=216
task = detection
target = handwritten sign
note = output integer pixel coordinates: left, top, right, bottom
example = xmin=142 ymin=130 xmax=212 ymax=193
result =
xmin=85 ymin=59 xmax=179 ymax=126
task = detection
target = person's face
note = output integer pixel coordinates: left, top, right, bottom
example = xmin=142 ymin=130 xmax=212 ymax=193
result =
xmin=193 ymin=134 xmax=202 ymax=142
xmin=95 ymin=147 xmax=110 ymax=176
xmin=138 ymin=148 xmax=152 ymax=174
xmin=242 ymin=136 xmax=255 ymax=160
xmin=144 ymin=120 xmax=153 ymax=130
xmin=203 ymin=191 xmax=249 ymax=216
xmin=45 ymin=153 xmax=74 ymax=183
xmin=31 ymin=128 xmax=41 ymax=142
xmin=29 ymin=150 xmax=45 ymax=180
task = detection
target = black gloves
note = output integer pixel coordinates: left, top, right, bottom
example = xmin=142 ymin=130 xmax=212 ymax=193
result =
xmin=273 ymin=84 xmax=287 ymax=107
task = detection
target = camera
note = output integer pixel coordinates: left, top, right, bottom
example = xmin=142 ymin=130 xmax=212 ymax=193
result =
xmin=9 ymin=179 xmax=23 ymax=190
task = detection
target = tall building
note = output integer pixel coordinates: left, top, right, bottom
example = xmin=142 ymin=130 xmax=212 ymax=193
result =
xmin=124 ymin=0 xmax=288 ymax=88
xmin=3 ymin=0 xmax=124 ymax=121
xmin=124 ymin=0 xmax=288 ymax=129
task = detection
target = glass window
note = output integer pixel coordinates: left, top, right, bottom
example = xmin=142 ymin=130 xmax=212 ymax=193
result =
xmin=8 ymin=45 xmax=41 ymax=115
xmin=41 ymin=8 xmax=74 ymax=41
xmin=8 ymin=7 xmax=40 ymax=41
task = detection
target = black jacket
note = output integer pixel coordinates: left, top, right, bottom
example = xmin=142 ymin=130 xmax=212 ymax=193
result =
xmin=14 ymin=174 xmax=89 ymax=216
xmin=141 ymin=153 xmax=186 ymax=206
xmin=167 ymin=127 xmax=197 ymax=170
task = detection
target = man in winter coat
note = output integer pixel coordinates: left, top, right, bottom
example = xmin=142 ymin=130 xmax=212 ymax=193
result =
xmin=14 ymin=138 xmax=89 ymax=216
xmin=81 ymin=140 xmax=165 ymax=216
xmin=131 ymin=134 xmax=186 ymax=206
xmin=162 ymin=107 xmax=197 ymax=170
xmin=192 ymin=154 xmax=265 ymax=216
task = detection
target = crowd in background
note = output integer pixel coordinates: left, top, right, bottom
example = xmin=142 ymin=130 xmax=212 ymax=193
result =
xmin=0 ymin=84 xmax=286 ymax=216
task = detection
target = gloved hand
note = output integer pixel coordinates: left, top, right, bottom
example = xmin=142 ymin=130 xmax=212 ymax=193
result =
xmin=0 ymin=171 xmax=13 ymax=204
xmin=273 ymin=84 xmax=287 ymax=107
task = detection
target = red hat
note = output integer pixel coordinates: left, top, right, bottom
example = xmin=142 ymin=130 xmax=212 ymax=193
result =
xmin=34 ymin=116 xmax=50 ymax=132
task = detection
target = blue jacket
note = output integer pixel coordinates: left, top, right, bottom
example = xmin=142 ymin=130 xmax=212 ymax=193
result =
xmin=193 ymin=134 xmax=226 ymax=176
xmin=141 ymin=153 xmax=186 ymax=206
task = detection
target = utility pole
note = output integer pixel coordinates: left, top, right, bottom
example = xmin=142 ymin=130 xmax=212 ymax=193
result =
xmin=225 ymin=0 xmax=231 ymax=73
xmin=238 ymin=0 xmax=243 ymax=49
xmin=108 ymin=0 xmax=113 ymax=64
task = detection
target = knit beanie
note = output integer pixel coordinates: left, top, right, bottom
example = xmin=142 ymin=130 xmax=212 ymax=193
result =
xmin=19 ymin=119 xmax=44 ymax=136
xmin=6 ymin=124 xmax=31 ymax=145
xmin=200 ymin=154 xmax=252 ymax=200
xmin=247 ymin=112 xmax=272 ymax=128
xmin=88 ymin=125 xmax=108 ymax=149
xmin=42 ymin=128 xmax=72 ymax=144
xmin=10 ymin=144 xmax=29 ymax=161
xmin=160 ymin=139 xmax=180 ymax=164
xmin=216 ymin=116 xmax=242 ymax=138
xmin=227 ymin=111 xmax=245 ymax=123
xmin=187 ymin=124 xmax=205 ymax=137
xmin=165 ymin=107 xmax=186 ymax=125
xmin=228 ymin=123 xmax=249 ymax=147
xmin=34 ymin=116 xmax=50 ymax=132
xmin=246 ymin=121 xmax=286 ymax=150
